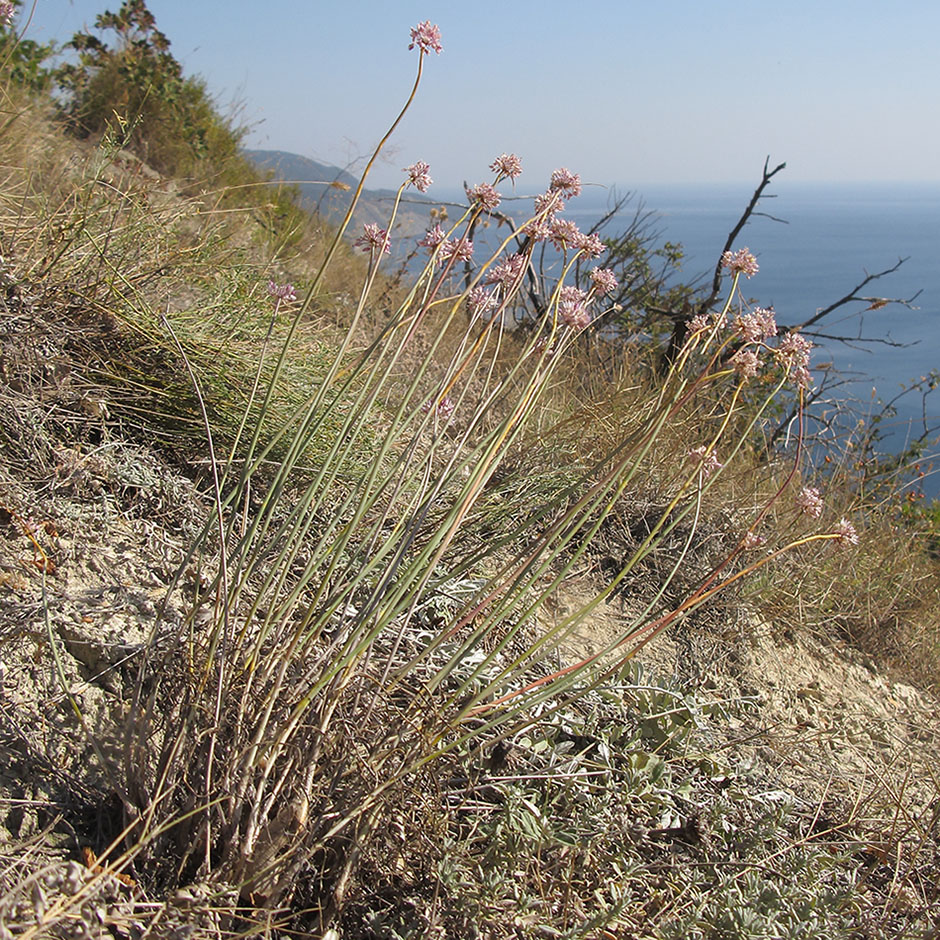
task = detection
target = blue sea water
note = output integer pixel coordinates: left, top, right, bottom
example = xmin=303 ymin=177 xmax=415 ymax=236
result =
xmin=566 ymin=181 xmax=940 ymax=488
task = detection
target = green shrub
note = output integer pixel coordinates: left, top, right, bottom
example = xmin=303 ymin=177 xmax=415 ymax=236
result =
xmin=53 ymin=0 xmax=240 ymax=179
xmin=0 ymin=4 xmax=55 ymax=92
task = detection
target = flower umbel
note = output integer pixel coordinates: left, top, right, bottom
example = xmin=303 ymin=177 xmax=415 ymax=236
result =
xmin=0 ymin=3 xmax=13 ymax=27
xmin=721 ymin=247 xmax=759 ymax=278
xmin=534 ymin=190 xmax=563 ymax=216
xmin=267 ymin=281 xmax=297 ymax=303
xmin=754 ymin=306 xmax=778 ymax=338
xmin=832 ymin=517 xmax=859 ymax=547
xmin=439 ymin=238 xmax=474 ymax=266
xmin=405 ymin=161 xmax=432 ymax=192
xmin=735 ymin=306 xmax=777 ymax=343
xmin=549 ymin=167 xmax=582 ymax=199
xmin=688 ymin=446 xmax=722 ymax=478
xmin=558 ymin=285 xmax=590 ymax=330
xmin=548 ymin=217 xmax=582 ymax=251
xmin=467 ymin=286 xmax=498 ymax=316
xmin=575 ymin=231 xmax=605 ymax=259
xmin=731 ymin=347 xmax=761 ymax=380
xmin=777 ymin=332 xmax=814 ymax=389
xmin=489 ymin=153 xmax=523 ymax=182
xmin=422 ymin=395 xmax=454 ymax=421
xmin=795 ymin=486 xmax=824 ymax=518
xmin=418 ymin=224 xmax=446 ymax=251
xmin=409 ymin=21 xmax=442 ymax=54
xmin=468 ymin=182 xmax=501 ymax=211
xmin=485 ymin=254 xmax=526 ymax=293
xmin=589 ymin=267 xmax=618 ymax=295
xmin=354 ymin=223 xmax=390 ymax=255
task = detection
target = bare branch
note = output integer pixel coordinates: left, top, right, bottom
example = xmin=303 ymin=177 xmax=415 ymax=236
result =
xmin=750 ymin=210 xmax=789 ymax=224
xmin=659 ymin=157 xmax=787 ymax=369
xmin=800 ymin=331 xmax=908 ymax=348
xmin=703 ymin=156 xmax=787 ymax=308
xmin=792 ymin=258 xmax=921 ymax=331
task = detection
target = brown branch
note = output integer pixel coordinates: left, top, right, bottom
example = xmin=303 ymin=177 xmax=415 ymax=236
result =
xmin=799 ymin=331 xmax=907 ymax=348
xmin=792 ymin=257 xmax=921 ymax=332
xmin=660 ymin=157 xmax=787 ymax=368
xmin=702 ymin=156 xmax=787 ymax=311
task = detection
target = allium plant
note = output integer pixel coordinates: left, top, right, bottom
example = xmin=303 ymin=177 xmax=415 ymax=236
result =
xmin=589 ymin=266 xmax=618 ymax=295
xmin=354 ymin=221 xmax=390 ymax=255
xmin=267 ymin=279 xmax=297 ymax=303
xmin=490 ymin=152 xmax=523 ymax=182
xmin=404 ymin=159 xmax=433 ymax=192
xmin=408 ymin=19 xmax=442 ymax=54
xmin=468 ymin=181 xmax=501 ymax=210
xmin=550 ymin=166 xmax=582 ymax=198
xmin=116 ymin=19 xmax=857 ymax=932
xmin=722 ymin=246 xmax=759 ymax=278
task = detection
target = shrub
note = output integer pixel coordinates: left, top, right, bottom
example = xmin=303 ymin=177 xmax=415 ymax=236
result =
xmin=53 ymin=0 xmax=241 ymax=179
xmin=0 ymin=3 xmax=56 ymax=92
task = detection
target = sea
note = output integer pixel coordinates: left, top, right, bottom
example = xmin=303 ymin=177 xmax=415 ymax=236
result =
xmin=569 ymin=181 xmax=940 ymax=494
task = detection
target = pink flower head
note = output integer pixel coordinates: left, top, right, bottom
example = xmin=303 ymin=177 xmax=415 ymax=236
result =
xmin=409 ymin=21 xmax=442 ymax=54
xmin=559 ymin=285 xmax=586 ymax=305
xmin=422 ymin=395 xmax=454 ymax=420
xmin=439 ymin=237 xmax=474 ymax=266
xmin=548 ymin=217 xmax=583 ymax=251
xmin=418 ymin=223 xmax=446 ymax=250
xmin=687 ymin=445 xmax=722 ymax=478
xmin=485 ymin=253 xmax=526 ymax=292
xmin=489 ymin=153 xmax=523 ymax=182
xmin=467 ymin=286 xmax=498 ymax=316
xmin=550 ymin=167 xmax=582 ymax=199
xmin=557 ymin=285 xmax=589 ymax=329
xmin=754 ymin=306 xmax=778 ymax=339
xmin=267 ymin=280 xmax=297 ymax=303
xmin=687 ymin=313 xmax=710 ymax=336
xmin=523 ymin=219 xmax=552 ymax=241
xmin=777 ymin=332 xmax=814 ymax=388
xmin=736 ymin=307 xmax=778 ymax=343
xmin=405 ymin=161 xmax=432 ymax=193
xmin=742 ymin=530 xmax=766 ymax=550
xmin=534 ymin=190 xmax=563 ymax=216
xmin=709 ymin=310 xmax=729 ymax=330
xmin=560 ymin=299 xmax=591 ymax=331
xmin=354 ymin=223 xmax=390 ymax=255
xmin=777 ymin=332 xmax=812 ymax=365
xmin=533 ymin=336 xmax=557 ymax=358
xmin=731 ymin=347 xmax=761 ymax=379
xmin=468 ymin=182 xmax=501 ymax=211
xmin=791 ymin=365 xmax=813 ymax=390
xmin=721 ymin=247 xmax=759 ymax=278
xmin=795 ymin=485 xmax=824 ymax=519
xmin=832 ymin=517 xmax=859 ymax=548
xmin=589 ymin=267 xmax=618 ymax=295
xmin=575 ymin=231 xmax=606 ymax=259
xmin=735 ymin=314 xmax=762 ymax=344
xmin=0 ymin=2 xmax=14 ymax=27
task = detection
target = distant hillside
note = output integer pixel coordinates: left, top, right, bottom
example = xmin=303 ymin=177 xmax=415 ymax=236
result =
xmin=245 ymin=149 xmax=440 ymax=248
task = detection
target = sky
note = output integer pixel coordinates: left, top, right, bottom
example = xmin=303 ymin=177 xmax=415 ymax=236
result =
xmin=19 ymin=0 xmax=940 ymax=194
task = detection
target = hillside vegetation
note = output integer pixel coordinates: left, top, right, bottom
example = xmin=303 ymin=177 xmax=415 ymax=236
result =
xmin=1 ymin=6 xmax=938 ymax=938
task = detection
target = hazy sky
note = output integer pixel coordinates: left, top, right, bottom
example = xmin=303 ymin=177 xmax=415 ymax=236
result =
xmin=21 ymin=0 xmax=940 ymax=192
